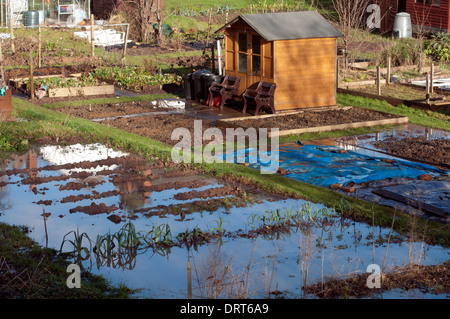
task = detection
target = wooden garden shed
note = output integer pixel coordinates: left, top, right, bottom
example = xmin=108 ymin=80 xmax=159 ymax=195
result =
xmin=215 ymin=11 xmax=342 ymax=111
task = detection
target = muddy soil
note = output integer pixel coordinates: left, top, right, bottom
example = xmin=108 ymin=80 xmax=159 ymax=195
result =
xmin=100 ymin=113 xmax=224 ymax=146
xmin=3 ymin=37 xmax=93 ymax=69
xmin=54 ymin=100 xmax=183 ymax=119
xmin=106 ymin=42 xmax=201 ymax=56
xmin=7 ymin=64 xmax=94 ymax=80
xmin=82 ymin=108 xmax=404 ymax=147
xmin=227 ymin=107 xmax=400 ymax=130
xmin=304 ymin=261 xmax=450 ymax=298
xmin=373 ymin=137 xmax=450 ymax=167
xmin=28 ymin=94 xmax=118 ymax=107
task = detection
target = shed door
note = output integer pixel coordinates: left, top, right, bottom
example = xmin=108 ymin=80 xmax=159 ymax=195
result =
xmin=237 ymin=32 xmax=263 ymax=94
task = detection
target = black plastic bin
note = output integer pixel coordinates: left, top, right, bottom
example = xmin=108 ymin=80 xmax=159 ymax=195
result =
xmin=192 ymin=70 xmax=212 ymax=102
xmin=202 ymin=74 xmax=224 ymax=103
xmin=182 ymin=74 xmax=194 ymax=100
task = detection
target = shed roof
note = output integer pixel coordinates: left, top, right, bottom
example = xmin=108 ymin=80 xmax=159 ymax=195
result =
xmin=216 ymin=11 xmax=343 ymax=41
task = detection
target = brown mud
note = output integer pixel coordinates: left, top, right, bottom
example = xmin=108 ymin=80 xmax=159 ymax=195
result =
xmin=227 ymin=107 xmax=400 ymax=130
xmin=373 ymin=137 xmax=450 ymax=167
xmin=54 ymin=100 xmax=183 ymax=120
xmin=304 ymin=261 xmax=450 ymax=298
xmin=100 ymin=113 xmax=223 ymax=146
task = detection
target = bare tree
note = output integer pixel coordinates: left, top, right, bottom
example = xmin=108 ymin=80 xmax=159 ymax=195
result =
xmin=125 ymin=0 xmax=154 ymax=43
xmin=411 ymin=6 xmax=432 ymax=73
xmin=321 ymin=0 xmax=371 ymax=72
xmin=118 ymin=0 xmax=171 ymax=44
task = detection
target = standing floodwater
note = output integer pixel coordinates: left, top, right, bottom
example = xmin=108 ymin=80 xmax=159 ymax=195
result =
xmin=0 ymin=143 xmax=448 ymax=298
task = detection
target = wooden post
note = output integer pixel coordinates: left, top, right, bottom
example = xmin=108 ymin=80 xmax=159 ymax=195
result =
xmin=38 ymin=26 xmax=42 ymax=68
xmin=210 ymin=44 xmax=215 ymax=74
xmin=377 ymin=66 xmax=381 ymax=95
xmin=206 ymin=8 xmax=212 ymax=47
xmin=187 ymin=255 xmax=192 ymax=299
xmin=30 ymin=50 xmax=35 ymax=100
xmin=10 ymin=20 xmax=15 ymax=54
xmin=386 ymin=56 xmax=391 ymax=85
xmin=121 ymin=24 xmax=129 ymax=67
xmin=0 ymin=41 xmax=5 ymax=87
xmin=426 ymin=72 xmax=430 ymax=104
xmin=430 ymin=63 xmax=434 ymax=94
xmin=336 ymin=58 xmax=339 ymax=89
xmin=90 ymin=14 xmax=95 ymax=58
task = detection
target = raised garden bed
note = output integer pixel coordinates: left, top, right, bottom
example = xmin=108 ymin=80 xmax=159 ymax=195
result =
xmin=52 ymin=106 xmax=408 ymax=146
xmin=11 ymin=73 xmax=115 ymax=98
xmin=216 ymin=107 xmax=408 ymax=138
xmin=91 ymin=66 xmax=182 ymax=94
xmin=53 ymin=100 xmax=184 ymax=120
xmin=46 ymin=85 xmax=115 ymax=98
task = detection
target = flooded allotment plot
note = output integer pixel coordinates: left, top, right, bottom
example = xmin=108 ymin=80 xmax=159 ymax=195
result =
xmin=0 ymin=143 xmax=448 ymax=298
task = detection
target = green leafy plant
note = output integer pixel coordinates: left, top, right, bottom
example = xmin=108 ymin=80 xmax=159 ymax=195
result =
xmin=425 ymin=32 xmax=450 ymax=61
xmin=90 ymin=66 xmax=181 ymax=91
xmin=208 ymin=216 xmax=228 ymax=234
xmin=0 ymin=133 xmax=28 ymax=152
xmin=29 ymin=74 xmax=102 ymax=90
xmin=60 ymin=227 xmax=92 ymax=262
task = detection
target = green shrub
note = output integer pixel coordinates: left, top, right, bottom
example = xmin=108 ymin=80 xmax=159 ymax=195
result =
xmin=425 ymin=32 xmax=450 ymax=61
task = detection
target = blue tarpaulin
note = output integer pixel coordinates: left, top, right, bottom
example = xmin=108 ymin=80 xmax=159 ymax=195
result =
xmin=220 ymin=144 xmax=448 ymax=188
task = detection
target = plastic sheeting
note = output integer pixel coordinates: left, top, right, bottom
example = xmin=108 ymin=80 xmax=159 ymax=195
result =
xmin=349 ymin=178 xmax=450 ymax=212
xmin=219 ymin=143 xmax=450 ymax=223
xmin=221 ymin=143 xmax=448 ymax=188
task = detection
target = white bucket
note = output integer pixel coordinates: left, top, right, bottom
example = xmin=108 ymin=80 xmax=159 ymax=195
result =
xmin=38 ymin=10 xmax=45 ymax=24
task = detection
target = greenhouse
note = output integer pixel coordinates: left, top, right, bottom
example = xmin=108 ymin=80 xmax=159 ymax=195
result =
xmin=0 ymin=0 xmax=91 ymax=27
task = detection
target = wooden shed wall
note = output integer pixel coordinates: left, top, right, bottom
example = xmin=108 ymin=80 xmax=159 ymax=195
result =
xmin=405 ymin=0 xmax=450 ymax=31
xmin=273 ymin=37 xmax=337 ymax=110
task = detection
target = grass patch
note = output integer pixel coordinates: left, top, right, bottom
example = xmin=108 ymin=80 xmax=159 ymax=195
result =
xmin=337 ymin=93 xmax=450 ymax=131
xmin=278 ymin=124 xmax=398 ymax=144
xmin=0 ymin=223 xmax=133 ymax=298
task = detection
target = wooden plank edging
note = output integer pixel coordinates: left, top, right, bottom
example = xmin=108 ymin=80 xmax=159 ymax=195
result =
xmin=215 ymin=106 xmax=409 ymax=138
xmin=267 ymin=116 xmax=408 ymax=137
xmin=47 ymin=85 xmax=115 ymax=98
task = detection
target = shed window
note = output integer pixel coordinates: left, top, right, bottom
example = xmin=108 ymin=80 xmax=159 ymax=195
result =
xmin=252 ymin=55 xmax=261 ymax=76
xmin=252 ymin=35 xmax=261 ymax=55
xmin=239 ymin=53 xmax=247 ymax=73
xmin=239 ymin=33 xmax=247 ymax=52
